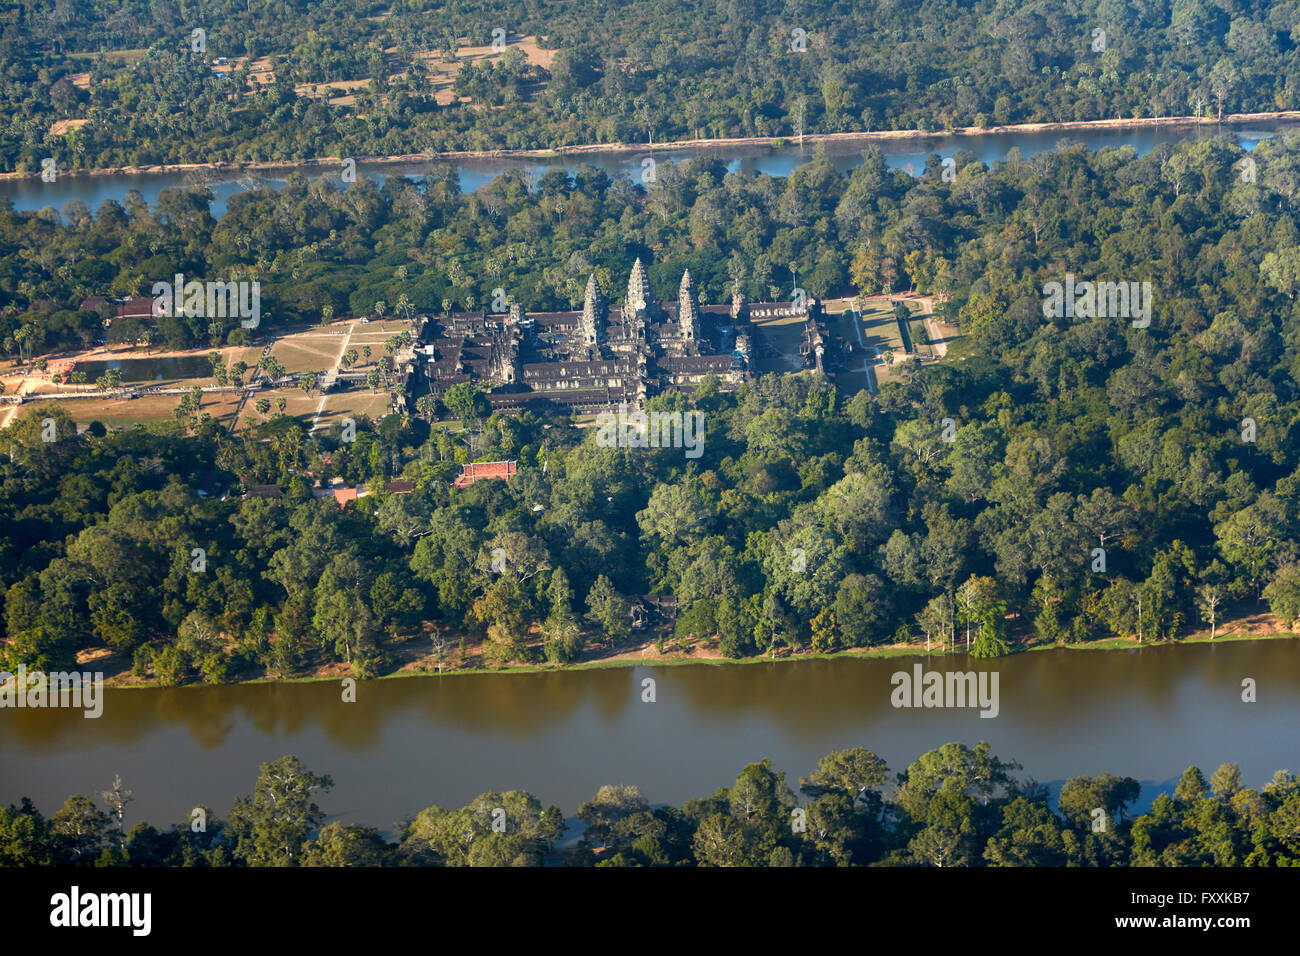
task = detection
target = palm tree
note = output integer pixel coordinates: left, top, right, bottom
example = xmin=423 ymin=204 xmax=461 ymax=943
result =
xmin=259 ymin=355 xmax=285 ymax=380
xmin=13 ymin=325 xmax=33 ymax=364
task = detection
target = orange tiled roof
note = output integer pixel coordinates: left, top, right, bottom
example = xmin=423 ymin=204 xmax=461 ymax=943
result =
xmin=453 ymin=460 xmax=517 ymax=489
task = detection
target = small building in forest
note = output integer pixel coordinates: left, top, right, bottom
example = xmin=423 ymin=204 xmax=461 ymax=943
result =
xmin=453 ymin=460 xmax=517 ymax=490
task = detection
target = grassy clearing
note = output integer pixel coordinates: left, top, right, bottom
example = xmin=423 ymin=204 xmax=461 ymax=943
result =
xmin=857 ymin=303 xmax=908 ymax=355
xmin=238 ymin=388 xmax=392 ymax=433
xmin=321 ymin=390 xmax=393 ymax=421
xmin=14 ymin=392 xmax=243 ymax=428
xmin=270 ymin=335 xmax=344 ymax=373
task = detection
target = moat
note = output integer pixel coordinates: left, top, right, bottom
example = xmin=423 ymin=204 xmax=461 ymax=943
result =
xmin=3 ymin=122 xmax=1293 ymax=218
xmin=4 ymin=640 xmax=1297 ymax=830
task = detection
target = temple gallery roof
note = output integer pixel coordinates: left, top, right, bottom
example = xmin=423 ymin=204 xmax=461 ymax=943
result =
xmin=407 ymin=260 xmax=818 ymax=413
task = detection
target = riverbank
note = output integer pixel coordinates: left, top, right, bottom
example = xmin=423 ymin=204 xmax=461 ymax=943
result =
xmin=5 ymin=110 xmax=1298 ymax=182
xmin=13 ymin=618 xmax=1300 ymax=842
xmin=90 ymin=619 xmax=1298 ymax=690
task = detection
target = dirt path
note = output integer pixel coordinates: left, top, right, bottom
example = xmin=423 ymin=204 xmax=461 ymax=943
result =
xmin=0 ymin=375 xmax=39 ymax=428
xmin=924 ymin=315 xmax=947 ymax=358
xmin=309 ymin=321 xmax=355 ymax=432
xmin=226 ymin=337 xmax=276 ymax=432
xmin=847 ymin=308 xmax=879 ymax=395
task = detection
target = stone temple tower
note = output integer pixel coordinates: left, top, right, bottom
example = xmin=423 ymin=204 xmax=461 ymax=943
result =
xmin=678 ymin=268 xmax=700 ymax=342
xmin=624 ymin=258 xmax=652 ymax=319
xmin=580 ymin=273 xmax=606 ymax=357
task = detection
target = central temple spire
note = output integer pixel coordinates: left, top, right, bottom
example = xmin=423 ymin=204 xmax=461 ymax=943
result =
xmin=626 ymin=257 xmax=651 ymax=313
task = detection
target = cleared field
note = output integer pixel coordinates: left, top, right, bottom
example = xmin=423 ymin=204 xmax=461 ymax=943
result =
xmin=408 ymin=36 xmax=556 ymax=106
xmin=16 ymin=382 xmax=395 ymax=434
xmin=321 ymin=390 xmax=395 ymax=422
xmin=13 ymin=392 xmax=243 ymax=429
xmin=236 ymin=391 xmax=320 ymax=430
xmin=856 ymin=301 xmax=910 ymax=355
xmin=214 ymin=36 xmax=553 ymax=108
xmin=234 ymin=387 xmax=390 ymax=430
xmin=49 ymin=118 xmax=90 ymax=136
xmin=226 ymin=345 xmax=266 ymax=370
xmin=1 ymin=377 xmax=65 ymax=396
xmin=52 ymin=35 xmax=553 ymax=141
xmin=269 ymin=334 xmax=346 ymax=373
xmin=347 ymin=319 xmax=410 ymax=337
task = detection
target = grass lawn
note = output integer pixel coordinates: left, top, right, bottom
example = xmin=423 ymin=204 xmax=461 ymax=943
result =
xmin=320 ymin=390 xmax=393 ymax=423
xmin=856 ymin=301 xmax=909 ymax=356
xmin=348 ymin=318 xmax=410 ymax=336
xmin=242 ymin=389 xmax=393 ymax=434
xmin=246 ymin=391 xmax=317 ymax=428
xmin=225 ymin=345 xmax=266 ymax=371
xmin=270 ymin=334 xmax=345 ymax=373
xmin=15 ymin=392 xmax=243 ymax=428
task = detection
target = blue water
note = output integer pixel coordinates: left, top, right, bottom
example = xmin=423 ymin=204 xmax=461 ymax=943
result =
xmin=4 ymin=123 xmax=1290 ymax=220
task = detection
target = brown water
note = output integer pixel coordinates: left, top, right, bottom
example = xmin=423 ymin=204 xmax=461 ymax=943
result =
xmin=3 ymin=641 xmax=1298 ymax=832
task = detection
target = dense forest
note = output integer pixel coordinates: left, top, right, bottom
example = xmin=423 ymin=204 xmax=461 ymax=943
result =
xmin=5 ymin=745 xmax=1300 ymax=866
xmin=2 ymin=0 xmax=1299 ymax=170
xmin=4 ymin=134 xmax=1300 ymax=678
xmin=6 ymin=131 xmax=1300 ymax=354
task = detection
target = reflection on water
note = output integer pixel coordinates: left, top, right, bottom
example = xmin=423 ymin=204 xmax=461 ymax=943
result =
xmin=74 ymin=356 xmax=214 ymax=382
xmin=3 ymin=641 xmax=1297 ymax=830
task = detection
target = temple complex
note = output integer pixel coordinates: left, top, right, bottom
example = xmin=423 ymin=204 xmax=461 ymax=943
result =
xmin=405 ymin=259 xmax=822 ymax=415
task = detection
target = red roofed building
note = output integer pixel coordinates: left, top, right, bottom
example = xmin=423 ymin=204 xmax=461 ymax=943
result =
xmin=311 ymin=478 xmax=364 ymax=508
xmin=330 ymin=486 xmax=360 ymax=507
xmin=79 ymin=296 xmax=159 ymax=320
xmin=453 ymin=460 xmax=517 ymax=489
